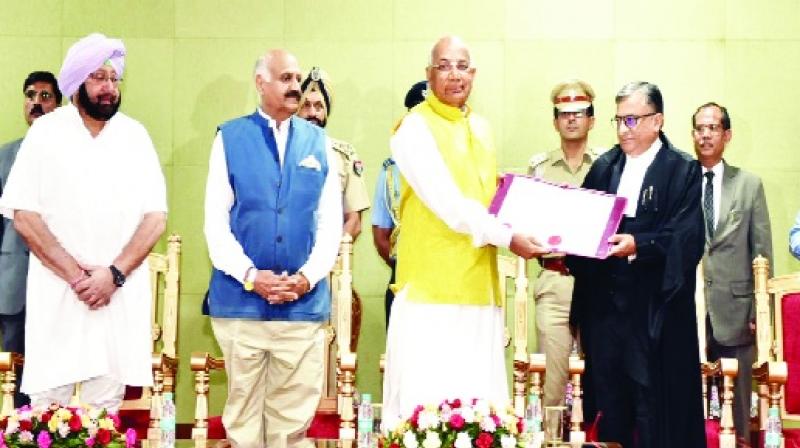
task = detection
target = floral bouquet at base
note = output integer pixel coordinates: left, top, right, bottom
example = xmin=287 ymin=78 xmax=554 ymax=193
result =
xmin=0 ymin=404 xmax=137 ymax=447
xmin=383 ymin=399 xmax=528 ymax=448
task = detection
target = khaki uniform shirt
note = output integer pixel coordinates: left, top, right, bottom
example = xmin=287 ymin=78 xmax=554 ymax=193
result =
xmin=330 ymin=137 xmax=370 ymax=213
xmin=528 ymin=147 xmax=603 ymax=260
xmin=527 ymin=147 xmax=603 ymax=186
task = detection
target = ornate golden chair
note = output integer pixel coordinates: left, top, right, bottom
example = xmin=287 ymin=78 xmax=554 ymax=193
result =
xmin=0 ymin=234 xmax=182 ymax=442
xmin=191 ymin=235 xmax=357 ymax=442
xmin=496 ymin=255 xmax=538 ymax=416
xmin=496 ymin=255 xmax=586 ymax=442
xmin=752 ymin=256 xmax=799 ymax=444
xmin=695 ymin=262 xmax=738 ymax=448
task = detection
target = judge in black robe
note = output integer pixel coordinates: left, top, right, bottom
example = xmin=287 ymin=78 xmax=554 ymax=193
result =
xmin=568 ymin=82 xmax=706 ymax=448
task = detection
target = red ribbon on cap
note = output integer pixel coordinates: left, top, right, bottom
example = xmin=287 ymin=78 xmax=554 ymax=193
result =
xmin=554 ymin=95 xmax=591 ymax=104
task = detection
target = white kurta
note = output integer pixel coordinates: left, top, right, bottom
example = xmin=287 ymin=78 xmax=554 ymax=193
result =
xmin=0 ymin=104 xmax=167 ymax=394
xmin=382 ymin=112 xmax=511 ymax=431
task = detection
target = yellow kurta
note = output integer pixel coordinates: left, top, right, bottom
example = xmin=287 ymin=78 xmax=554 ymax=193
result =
xmin=394 ymin=94 xmax=500 ymax=306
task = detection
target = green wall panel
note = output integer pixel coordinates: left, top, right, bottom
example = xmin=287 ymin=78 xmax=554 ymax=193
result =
xmin=0 ymin=1 xmax=63 ymax=37
xmin=174 ymin=0 xmax=285 ymax=39
xmin=62 ymin=1 xmax=175 ymax=38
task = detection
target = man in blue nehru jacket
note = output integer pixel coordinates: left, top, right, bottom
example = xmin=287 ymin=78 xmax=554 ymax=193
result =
xmin=203 ymin=49 xmax=342 ymax=448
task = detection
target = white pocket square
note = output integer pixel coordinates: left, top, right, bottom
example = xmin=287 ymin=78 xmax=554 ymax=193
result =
xmin=298 ymin=155 xmax=321 ymax=171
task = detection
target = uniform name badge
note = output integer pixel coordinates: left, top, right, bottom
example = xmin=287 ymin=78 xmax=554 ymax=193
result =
xmin=488 ymin=174 xmax=627 ymax=259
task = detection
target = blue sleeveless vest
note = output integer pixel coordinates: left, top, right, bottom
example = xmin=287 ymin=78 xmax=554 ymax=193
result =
xmin=207 ymin=111 xmax=330 ymax=321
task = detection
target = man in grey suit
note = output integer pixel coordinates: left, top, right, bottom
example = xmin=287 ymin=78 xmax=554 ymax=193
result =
xmin=693 ymin=102 xmax=772 ymax=447
xmin=0 ymin=71 xmax=61 ymax=406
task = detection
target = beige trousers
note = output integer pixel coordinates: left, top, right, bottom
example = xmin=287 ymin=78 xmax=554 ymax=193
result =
xmin=533 ymin=269 xmax=575 ymax=407
xmin=211 ymin=318 xmax=325 ymax=448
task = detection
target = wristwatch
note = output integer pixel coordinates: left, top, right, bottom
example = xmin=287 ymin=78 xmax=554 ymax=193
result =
xmin=243 ymin=267 xmax=256 ymax=292
xmin=109 ymin=265 xmax=126 ymax=287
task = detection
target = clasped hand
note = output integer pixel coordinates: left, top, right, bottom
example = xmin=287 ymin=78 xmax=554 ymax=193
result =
xmin=72 ymin=264 xmax=116 ymax=310
xmin=253 ymin=270 xmax=310 ymax=305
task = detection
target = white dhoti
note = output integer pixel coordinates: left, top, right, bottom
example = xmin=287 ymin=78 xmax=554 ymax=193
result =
xmin=381 ymin=289 xmax=509 ymax=431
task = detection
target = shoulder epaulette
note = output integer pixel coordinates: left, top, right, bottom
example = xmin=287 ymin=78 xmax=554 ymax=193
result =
xmin=528 ymin=152 xmax=549 ymax=169
xmin=382 ymin=158 xmax=395 ymax=169
xmin=330 ymin=137 xmax=354 ymax=157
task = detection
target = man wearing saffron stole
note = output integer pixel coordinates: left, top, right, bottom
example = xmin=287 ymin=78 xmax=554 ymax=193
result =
xmin=381 ymin=36 xmax=548 ymax=429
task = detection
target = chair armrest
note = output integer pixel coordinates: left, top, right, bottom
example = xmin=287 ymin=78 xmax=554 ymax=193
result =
xmin=191 ymin=352 xmax=225 ymax=441
xmin=568 ymin=354 xmax=586 ymax=443
xmin=702 ymin=358 xmax=738 ymax=447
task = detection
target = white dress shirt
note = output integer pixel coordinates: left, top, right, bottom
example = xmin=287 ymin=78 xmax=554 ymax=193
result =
xmin=617 ymin=138 xmax=661 ymax=217
xmin=390 ymin=113 xmax=512 ymax=248
xmin=204 ymin=109 xmax=342 ymax=288
xmin=702 ymin=161 xmax=724 ymax=231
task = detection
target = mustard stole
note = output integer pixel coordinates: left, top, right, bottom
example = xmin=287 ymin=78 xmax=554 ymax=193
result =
xmin=394 ymin=95 xmax=500 ymax=306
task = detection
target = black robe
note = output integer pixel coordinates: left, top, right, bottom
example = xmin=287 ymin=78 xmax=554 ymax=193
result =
xmin=568 ymin=134 xmax=706 ymax=448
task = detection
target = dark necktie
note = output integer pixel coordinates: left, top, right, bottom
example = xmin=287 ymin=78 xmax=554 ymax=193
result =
xmin=703 ymin=171 xmax=715 ymax=238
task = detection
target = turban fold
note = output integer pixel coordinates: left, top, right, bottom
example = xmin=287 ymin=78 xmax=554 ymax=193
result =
xmin=58 ymin=33 xmax=126 ymax=99
xmin=299 ymin=67 xmax=332 ymax=116
xmin=404 ymin=81 xmax=428 ymax=109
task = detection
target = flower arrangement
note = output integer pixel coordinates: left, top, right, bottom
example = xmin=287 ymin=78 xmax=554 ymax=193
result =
xmin=0 ymin=404 xmax=136 ymax=448
xmin=383 ymin=399 xmax=527 ymax=448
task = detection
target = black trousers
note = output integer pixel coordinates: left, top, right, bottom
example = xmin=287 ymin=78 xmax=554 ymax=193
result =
xmin=707 ymin=317 xmax=755 ymax=441
xmin=584 ymin=309 xmax=655 ymax=448
xmin=384 ymin=263 xmax=396 ymax=330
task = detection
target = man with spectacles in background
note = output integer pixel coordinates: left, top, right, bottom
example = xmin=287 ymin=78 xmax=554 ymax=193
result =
xmin=527 ymin=79 xmax=603 ymax=408
xmin=567 ymin=81 xmax=706 ymax=447
xmin=694 ymin=102 xmax=771 ymax=447
xmin=0 ymin=70 xmax=62 ymax=407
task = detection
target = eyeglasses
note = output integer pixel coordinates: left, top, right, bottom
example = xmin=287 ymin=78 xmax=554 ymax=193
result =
xmin=430 ymin=60 xmax=472 ymax=73
xmin=693 ymin=124 xmax=725 ymax=135
xmin=87 ymin=72 xmax=122 ymax=86
xmin=611 ymin=112 xmax=657 ymax=129
xmin=557 ymin=109 xmax=589 ymax=119
xmin=24 ymin=90 xmax=54 ymax=101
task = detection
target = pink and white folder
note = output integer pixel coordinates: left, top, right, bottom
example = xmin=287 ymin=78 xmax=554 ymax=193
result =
xmin=488 ymin=174 xmax=627 ymax=259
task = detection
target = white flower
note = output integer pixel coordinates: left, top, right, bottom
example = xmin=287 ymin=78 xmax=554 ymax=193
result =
xmin=454 ymin=432 xmax=472 ymax=448
xmin=89 ymin=408 xmax=102 ymax=420
xmin=6 ymin=419 xmax=19 ymax=434
xmin=500 ymin=435 xmax=517 ymax=448
xmin=480 ymin=415 xmax=497 ymax=433
xmin=58 ymin=421 xmax=70 ymax=438
xmin=422 ymin=431 xmax=442 ymax=448
xmin=440 ymin=408 xmax=452 ymax=424
xmin=418 ymin=410 xmax=439 ymax=431
xmin=474 ymin=399 xmax=490 ymax=417
xmin=460 ymin=406 xmax=476 ymax=423
xmin=18 ymin=430 xmax=33 ymax=443
xmin=403 ymin=430 xmax=419 ymax=448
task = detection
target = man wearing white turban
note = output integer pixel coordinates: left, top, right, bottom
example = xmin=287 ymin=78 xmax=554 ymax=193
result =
xmin=0 ymin=32 xmax=167 ymax=412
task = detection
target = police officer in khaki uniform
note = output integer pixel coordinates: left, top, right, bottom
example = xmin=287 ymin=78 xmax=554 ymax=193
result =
xmin=297 ymin=67 xmax=370 ymax=239
xmin=528 ymin=79 xmax=602 ymax=407
xmin=297 ymin=67 xmax=370 ymax=353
